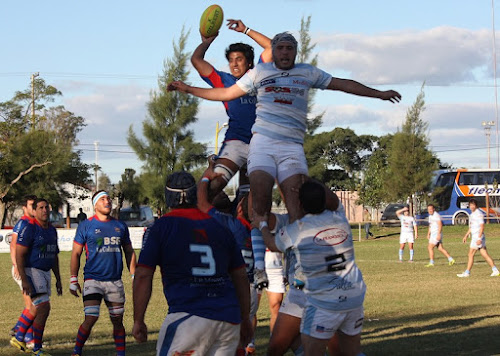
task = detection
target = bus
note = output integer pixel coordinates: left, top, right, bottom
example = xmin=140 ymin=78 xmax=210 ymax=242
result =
xmin=422 ymin=169 xmax=500 ymax=225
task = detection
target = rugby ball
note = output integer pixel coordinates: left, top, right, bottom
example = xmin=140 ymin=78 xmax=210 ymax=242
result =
xmin=199 ymin=4 xmax=224 ymax=37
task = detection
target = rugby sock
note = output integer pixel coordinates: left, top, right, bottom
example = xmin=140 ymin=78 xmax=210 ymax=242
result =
xmin=448 ymin=256 xmax=454 ymax=262
xmin=73 ymin=325 xmax=90 ymax=355
xmin=410 ymin=249 xmax=414 ymax=261
xmin=398 ymin=249 xmax=404 ymax=261
xmin=14 ymin=309 xmax=34 ymax=341
xmin=24 ymin=327 xmax=33 ymax=343
xmin=113 ymin=328 xmax=126 ymax=356
xmin=31 ymin=322 xmax=44 ymax=351
xmin=493 ymin=266 xmax=499 ymax=272
xmin=464 ymin=269 xmax=470 ymax=274
xmin=251 ymin=228 xmax=266 ymax=270
xmin=429 ymin=259 xmax=434 ymax=265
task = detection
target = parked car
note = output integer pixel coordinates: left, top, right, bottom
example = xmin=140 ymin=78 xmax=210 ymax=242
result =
xmin=119 ymin=206 xmax=155 ymax=227
xmin=380 ymin=203 xmax=407 ymax=227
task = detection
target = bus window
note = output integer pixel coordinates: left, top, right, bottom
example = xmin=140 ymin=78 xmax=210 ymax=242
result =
xmin=458 ymin=173 xmax=476 ymax=185
xmin=435 ymin=172 xmax=455 ymax=188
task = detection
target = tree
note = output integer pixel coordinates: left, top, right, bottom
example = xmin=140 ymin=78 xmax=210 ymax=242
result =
xmin=385 ymin=85 xmax=438 ymax=203
xmin=358 ymin=134 xmax=393 ymax=210
xmin=297 ymin=15 xmax=325 ymax=136
xmin=305 ymin=128 xmax=377 ymax=190
xmin=0 ymin=78 xmax=90 ymax=227
xmin=128 ymin=28 xmax=207 ymax=214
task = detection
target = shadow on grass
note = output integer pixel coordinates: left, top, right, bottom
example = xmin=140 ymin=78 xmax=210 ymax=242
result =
xmin=363 ymin=305 xmax=500 ymax=355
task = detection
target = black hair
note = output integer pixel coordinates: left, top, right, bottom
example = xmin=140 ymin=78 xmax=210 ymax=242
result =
xmin=299 ymin=181 xmax=326 ymax=214
xmin=469 ymin=198 xmax=478 ymax=206
xmin=32 ymin=198 xmax=49 ymax=210
xmin=22 ymin=195 xmax=37 ymax=207
xmin=225 ymin=43 xmax=255 ymax=69
xmin=212 ymin=191 xmax=232 ymax=214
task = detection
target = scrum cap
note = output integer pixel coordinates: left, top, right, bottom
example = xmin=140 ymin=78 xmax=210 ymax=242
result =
xmin=271 ymin=32 xmax=298 ymax=50
xmin=165 ymin=171 xmax=197 ymax=208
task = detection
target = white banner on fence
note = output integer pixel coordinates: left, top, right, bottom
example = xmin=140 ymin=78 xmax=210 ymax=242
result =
xmin=0 ymin=227 xmax=146 ymax=253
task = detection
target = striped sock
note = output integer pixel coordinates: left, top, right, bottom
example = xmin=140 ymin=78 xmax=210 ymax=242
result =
xmin=24 ymin=327 xmax=33 ymax=343
xmin=113 ymin=328 xmax=126 ymax=356
xmin=73 ymin=325 xmax=90 ymax=355
xmin=251 ymin=228 xmax=266 ymax=270
xmin=32 ymin=322 xmax=44 ymax=352
xmin=14 ymin=309 xmax=34 ymax=341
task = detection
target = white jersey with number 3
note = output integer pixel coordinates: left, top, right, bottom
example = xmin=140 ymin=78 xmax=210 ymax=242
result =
xmin=276 ymin=207 xmax=366 ymax=312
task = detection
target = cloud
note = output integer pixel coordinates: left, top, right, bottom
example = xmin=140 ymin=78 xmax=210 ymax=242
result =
xmin=315 ymin=26 xmax=494 ymax=85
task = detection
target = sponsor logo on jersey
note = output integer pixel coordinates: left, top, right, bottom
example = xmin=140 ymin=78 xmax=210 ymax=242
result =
xmin=313 ymin=227 xmax=348 ymax=246
xmin=260 ymin=79 xmax=276 ymax=86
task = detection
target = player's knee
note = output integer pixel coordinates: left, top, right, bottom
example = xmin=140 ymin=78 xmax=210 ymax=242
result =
xmin=108 ymin=305 xmax=124 ymax=320
xmin=84 ymin=304 xmax=101 ymax=318
xmin=214 ymin=164 xmax=235 ymax=183
xmin=32 ymin=294 xmax=50 ymax=316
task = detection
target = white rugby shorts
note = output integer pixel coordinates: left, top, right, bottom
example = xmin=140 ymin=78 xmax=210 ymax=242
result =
xmin=157 ymin=312 xmax=239 ymax=356
xmin=25 ymin=268 xmax=51 ymax=296
xmin=301 ymin=304 xmax=364 ymax=339
xmin=399 ymin=233 xmax=415 ymax=244
xmin=247 ymin=134 xmax=308 ymax=184
xmin=429 ymin=233 xmax=442 ymax=246
xmin=218 ymin=139 xmax=249 ymax=168
xmin=83 ymin=279 xmax=125 ymax=303
xmin=279 ymin=287 xmax=306 ymax=318
xmin=470 ymin=236 xmax=485 ymax=249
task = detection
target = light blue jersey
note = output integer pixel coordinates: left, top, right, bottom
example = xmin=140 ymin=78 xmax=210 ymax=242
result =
xmin=236 ymin=62 xmax=332 ymax=144
xmin=276 ymin=208 xmax=366 ymax=312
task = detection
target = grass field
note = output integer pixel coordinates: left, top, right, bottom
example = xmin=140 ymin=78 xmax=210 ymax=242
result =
xmin=1 ymin=224 xmax=500 ymax=355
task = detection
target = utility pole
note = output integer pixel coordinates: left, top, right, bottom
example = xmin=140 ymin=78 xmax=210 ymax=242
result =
xmin=31 ymin=72 xmax=39 ymax=129
xmin=482 ymin=121 xmax=495 ymax=168
xmin=94 ymin=141 xmax=99 ymax=191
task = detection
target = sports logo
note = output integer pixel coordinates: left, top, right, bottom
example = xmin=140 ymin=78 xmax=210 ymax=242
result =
xmin=260 ymin=79 xmax=276 ymax=86
xmin=313 ymin=227 xmax=348 ymax=246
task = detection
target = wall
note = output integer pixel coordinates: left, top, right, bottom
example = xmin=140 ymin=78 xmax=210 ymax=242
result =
xmin=0 ymin=227 xmax=147 ymax=253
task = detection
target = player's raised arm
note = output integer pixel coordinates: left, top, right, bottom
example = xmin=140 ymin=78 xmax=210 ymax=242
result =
xmin=227 ymin=19 xmax=272 ymax=62
xmin=167 ymin=81 xmax=246 ymax=102
xmin=327 ymin=77 xmax=401 ymax=103
xmin=191 ymin=33 xmax=219 ymax=76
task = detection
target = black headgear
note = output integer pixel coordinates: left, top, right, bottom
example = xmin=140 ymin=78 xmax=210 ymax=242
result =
xmin=165 ymin=171 xmax=197 ymax=208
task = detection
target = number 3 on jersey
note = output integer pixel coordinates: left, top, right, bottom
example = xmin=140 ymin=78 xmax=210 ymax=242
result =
xmin=190 ymin=244 xmax=216 ymax=276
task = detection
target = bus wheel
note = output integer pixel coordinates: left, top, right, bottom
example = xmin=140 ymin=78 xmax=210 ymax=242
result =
xmin=454 ymin=213 xmax=469 ymax=225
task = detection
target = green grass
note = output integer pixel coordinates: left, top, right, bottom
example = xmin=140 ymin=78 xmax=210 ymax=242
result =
xmin=2 ymin=224 xmax=500 ymax=355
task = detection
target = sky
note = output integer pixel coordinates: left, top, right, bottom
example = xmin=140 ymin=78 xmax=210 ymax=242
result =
xmin=2 ymin=0 xmax=500 ymax=183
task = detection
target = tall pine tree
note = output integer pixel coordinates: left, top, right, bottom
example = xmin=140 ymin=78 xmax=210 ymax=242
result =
xmin=128 ymin=28 xmax=206 ymax=213
xmin=385 ymin=85 xmax=437 ymax=203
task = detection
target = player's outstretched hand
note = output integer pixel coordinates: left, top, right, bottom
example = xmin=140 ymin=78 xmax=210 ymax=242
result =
xmin=199 ymin=30 xmax=218 ymax=44
xmin=381 ymin=90 xmax=402 ymax=103
xmin=167 ymin=81 xmax=189 ymax=93
xmin=226 ymin=19 xmax=246 ymax=33
xmin=132 ymin=321 xmax=148 ymax=343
